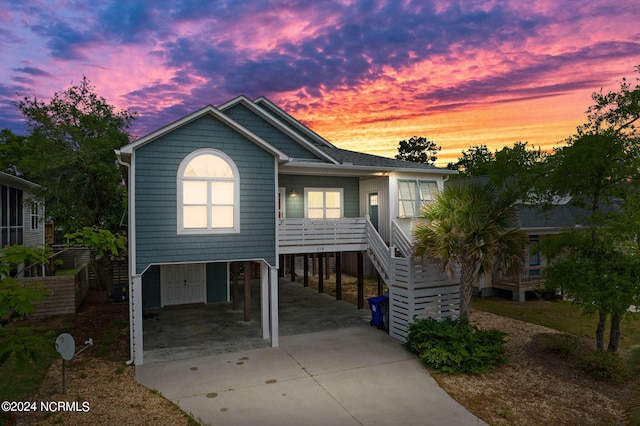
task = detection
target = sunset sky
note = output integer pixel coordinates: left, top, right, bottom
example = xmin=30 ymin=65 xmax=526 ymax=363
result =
xmin=1 ymin=1 xmax=639 ymax=166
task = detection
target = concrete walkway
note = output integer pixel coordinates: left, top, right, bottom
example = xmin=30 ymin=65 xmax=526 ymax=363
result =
xmin=137 ymin=325 xmax=486 ymax=425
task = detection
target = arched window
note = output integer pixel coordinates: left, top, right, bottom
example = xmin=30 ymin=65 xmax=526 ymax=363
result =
xmin=177 ymin=149 xmax=239 ymax=234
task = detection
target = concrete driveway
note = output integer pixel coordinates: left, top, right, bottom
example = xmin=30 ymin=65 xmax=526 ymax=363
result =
xmin=136 ymin=324 xmax=486 ymax=425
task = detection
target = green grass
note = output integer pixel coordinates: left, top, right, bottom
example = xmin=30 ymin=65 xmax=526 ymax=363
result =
xmin=54 ymin=268 xmax=77 ymax=276
xmin=0 ymin=314 xmax=74 ymax=401
xmin=472 ymin=297 xmax=640 ymax=350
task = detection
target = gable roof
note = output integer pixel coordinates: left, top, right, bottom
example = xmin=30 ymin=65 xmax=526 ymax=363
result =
xmin=252 ymin=97 xmax=456 ymax=174
xmin=516 ymin=203 xmax=589 ymax=233
xmin=253 ymin=96 xmax=335 ymax=148
xmin=117 ymin=96 xmax=455 ymax=177
xmin=317 ymin=146 xmax=455 ymax=172
xmin=218 ymin=96 xmax=339 ymax=164
xmin=116 ymin=104 xmax=289 ymax=162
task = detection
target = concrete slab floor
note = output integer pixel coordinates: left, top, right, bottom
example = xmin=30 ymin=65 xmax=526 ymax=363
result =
xmin=143 ymin=278 xmax=373 ymax=364
xmin=137 ymin=327 xmax=487 ymax=426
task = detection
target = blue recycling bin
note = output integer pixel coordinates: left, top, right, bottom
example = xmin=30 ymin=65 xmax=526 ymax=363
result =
xmin=367 ymin=296 xmax=389 ymax=329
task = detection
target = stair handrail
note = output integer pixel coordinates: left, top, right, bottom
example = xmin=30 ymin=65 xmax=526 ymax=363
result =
xmin=364 ymin=215 xmax=391 ymax=279
xmin=391 ymin=220 xmax=413 ymax=258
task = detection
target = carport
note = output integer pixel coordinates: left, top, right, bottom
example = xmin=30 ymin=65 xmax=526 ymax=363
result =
xmin=143 ymin=277 xmax=371 ymax=364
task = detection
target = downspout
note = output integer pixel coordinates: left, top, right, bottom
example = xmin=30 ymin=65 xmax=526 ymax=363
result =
xmin=116 ymin=153 xmax=135 ymax=366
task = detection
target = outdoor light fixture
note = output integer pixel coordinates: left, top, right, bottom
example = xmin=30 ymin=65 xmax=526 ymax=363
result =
xmin=288 ymin=189 xmax=297 ymax=197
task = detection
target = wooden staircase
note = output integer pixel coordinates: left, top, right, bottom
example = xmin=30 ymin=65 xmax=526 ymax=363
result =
xmin=365 ymin=217 xmax=392 ymax=282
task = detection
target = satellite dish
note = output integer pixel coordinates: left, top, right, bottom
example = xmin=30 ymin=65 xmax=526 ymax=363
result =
xmin=55 ymin=333 xmax=76 ymax=361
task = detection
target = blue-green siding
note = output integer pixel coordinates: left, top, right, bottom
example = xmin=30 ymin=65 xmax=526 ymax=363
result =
xmin=142 ymin=265 xmax=161 ymax=308
xmin=206 ymin=262 xmax=228 ymax=303
xmin=134 ymin=114 xmax=276 ymax=274
xmin=224 ymin=104 xmax=322 ymax=160
xmin=278 ymin=175 xmax=359 ymax=218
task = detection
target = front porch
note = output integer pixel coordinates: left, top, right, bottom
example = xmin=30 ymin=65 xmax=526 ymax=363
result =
xmin=491 ymin=266 xmax=546 ymax=302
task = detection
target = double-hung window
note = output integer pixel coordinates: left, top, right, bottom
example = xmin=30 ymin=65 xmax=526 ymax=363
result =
xmin=305 ymin=188 xmax=343 ymax=219
xmin=177 ymin=149 xmax=239 ymax=234
xmin=30 ymin=202 xmax=40 ymax=231
xmin=398 ymin=180 xmax=438 ymax=218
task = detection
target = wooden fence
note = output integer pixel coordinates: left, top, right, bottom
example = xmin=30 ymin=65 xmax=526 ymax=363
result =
xmin=25 ymin=263 xmax=90 ymax=319
xmin=388 ymin=254 xmax=459 ymax=341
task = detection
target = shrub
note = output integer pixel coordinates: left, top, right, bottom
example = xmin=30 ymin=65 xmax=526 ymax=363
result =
xmin=577 ymin=350 xmax=632 ymax=383
xmin=538 ymin=333 xmax=634 ymax=382
xmin=626 ymin=345 xmax=640 ymax=374
xmin=626 ymin=383 xmax=640 ymax=426
xmin=404 ymin=317 xmax=507 ymax=374
xmin=538 ymin=333 xmax=581 ymax=360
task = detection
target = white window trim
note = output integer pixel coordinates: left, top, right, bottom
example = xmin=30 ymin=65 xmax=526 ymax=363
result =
xmin=177 ymin=148 xmax=240 ymax=234
xmin=30 ymin=201 xmax=40 ymax=232
xmin=398 ymin=179 xmax=438 ymax=218
xmin=304 ymin=188 xmax=344 ymax=219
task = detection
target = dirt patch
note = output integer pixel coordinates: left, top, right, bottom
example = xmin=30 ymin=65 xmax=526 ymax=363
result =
xmin=15 ymin=291 xmax=193 ymax=426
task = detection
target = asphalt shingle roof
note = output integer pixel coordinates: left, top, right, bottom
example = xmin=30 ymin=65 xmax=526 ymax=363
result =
xmin=317 ymin=146 xmax=441 ymax=170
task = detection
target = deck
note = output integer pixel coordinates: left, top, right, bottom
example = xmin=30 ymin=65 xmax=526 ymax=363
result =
xmin=277 ymin=218 xmax=369 ymax=254
xmin=278 ymin=217 xmax=460 ymax=341
xmin=492 ymin=266 xmax=546 ymax=301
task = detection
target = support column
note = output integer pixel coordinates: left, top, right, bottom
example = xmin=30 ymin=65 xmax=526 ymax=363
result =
xmin=312 ymin=254 xmax=317 ymax=276
xmin=335 ymin=252 xmax=342 ymax=301
xmin=131 ymin=274 xmax=143 ymax=365
xmin=377 ymin=273 xmax=383 ymax=296
xmin=303 ymin=254 xmax=309 ymax=287
xmin=357 ymin=251 xmax=364 ymax=309
xmin=269 ymin=267 xmax=279 ymax=347
xmin=244 ymin=261 xmax=251 ymax=322
xmin=232 ymin=262 xmax=239 ymax=311
xmin=318 ymin=253 xmax=324 ymax=293
xmin=325 ymin=253 xmax=330 ymax=279
xmin=290 ymin=255 xmax=296 ymax=282
xmin=260 ymin=262 xmax=270 ymax=339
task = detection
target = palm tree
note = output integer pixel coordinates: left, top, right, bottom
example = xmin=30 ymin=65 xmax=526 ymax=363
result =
xmin=414 ymin=180 xmax=527 ymax=321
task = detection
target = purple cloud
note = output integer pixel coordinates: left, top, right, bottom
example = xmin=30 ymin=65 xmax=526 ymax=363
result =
xmin=0 ymin=0 xmax=638 ymax=143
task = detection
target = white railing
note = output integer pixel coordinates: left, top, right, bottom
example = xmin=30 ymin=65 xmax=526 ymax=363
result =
xmin=391 ymin=220 xmax=413 ymax=258
xmin=493 ymin=265 xmax=546 ymax=284
xmin=278 ymin=218 xmax=368 ymax=253
xmin=365 ymin=216 xmax=392 ymax=279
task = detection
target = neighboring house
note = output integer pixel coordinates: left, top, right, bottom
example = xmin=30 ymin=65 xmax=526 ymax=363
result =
xmin=484 ymin=198 xmax=589 ymax=301
xmin=0 ymin=172 xmax=45 ymax=271
xmin=116 ymin=96 xmax=459 ymax=366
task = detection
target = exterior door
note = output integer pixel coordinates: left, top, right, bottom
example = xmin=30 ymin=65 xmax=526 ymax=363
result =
xmin=161 ymin=263 xmax=205 ymax=306
xmin=368 ymin=192 xmax=379 ymax=231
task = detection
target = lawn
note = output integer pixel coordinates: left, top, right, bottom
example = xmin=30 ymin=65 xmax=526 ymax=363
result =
xmin=0 ymin=314 xmax=74 ymax=402
xmin=472 ymin=297 xmax=640 ymax=350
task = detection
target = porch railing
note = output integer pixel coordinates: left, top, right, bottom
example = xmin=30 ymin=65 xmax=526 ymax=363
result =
xmin=492 ymin=265 xmax=546 ymax=288
xmin=278 ymin=218 xmax=368 ymax=254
